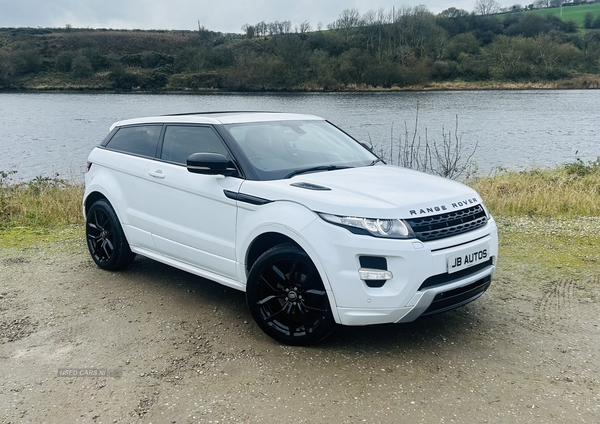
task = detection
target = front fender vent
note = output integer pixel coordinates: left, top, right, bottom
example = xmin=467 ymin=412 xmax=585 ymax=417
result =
xmin=290 ymin=182 xmax=331 ymax=191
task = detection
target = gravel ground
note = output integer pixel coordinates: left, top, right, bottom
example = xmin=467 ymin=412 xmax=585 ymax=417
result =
xmin=1 ymin=227 xmax=599 ymax=424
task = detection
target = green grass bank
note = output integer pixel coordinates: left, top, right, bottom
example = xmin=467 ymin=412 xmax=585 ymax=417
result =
xmin=3 ymin=160 xmax=600 ymax=223
xmin=1 ymin=162 xmax=600 ymax=278
xmin=2 ymin=161 xmax=600 ymax=233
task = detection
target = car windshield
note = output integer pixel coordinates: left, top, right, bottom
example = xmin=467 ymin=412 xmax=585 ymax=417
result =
xmin=224 ymin=120 xmax=378 ymax=180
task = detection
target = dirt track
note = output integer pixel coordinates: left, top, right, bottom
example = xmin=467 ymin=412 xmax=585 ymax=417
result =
xmin=1 ymin=235 xmax=599 ymax=424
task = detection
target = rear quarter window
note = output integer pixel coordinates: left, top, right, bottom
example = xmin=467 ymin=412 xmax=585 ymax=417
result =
xmin=105 ymin=125 xmax=162 ymax=158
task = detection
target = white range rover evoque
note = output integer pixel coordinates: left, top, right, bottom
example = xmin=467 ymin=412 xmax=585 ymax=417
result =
xmin=83 ymin=112 xmax=498 ymax=345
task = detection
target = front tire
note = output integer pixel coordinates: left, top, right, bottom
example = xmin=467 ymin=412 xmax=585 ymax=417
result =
xmin=246 ymin=244 xmax=336 ymax=345
xmin=86 ymin=199 xmax=136 ymax=270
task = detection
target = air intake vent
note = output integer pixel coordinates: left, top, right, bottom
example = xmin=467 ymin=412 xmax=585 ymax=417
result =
xmin=290 ymin=182 xmax=331 ymax=191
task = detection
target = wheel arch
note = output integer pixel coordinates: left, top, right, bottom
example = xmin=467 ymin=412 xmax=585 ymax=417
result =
xmin=85 ymin=194 xmax=136 ymax=270
xmin=245 ymin=232 xmax=299 ymax=274
xmin=242 ymin=228 xmax=341 ymax=324
xmin=83 ymin=190 xmax=109 ymax=217
xmin=83 ymin=189 xmax=134 ymax=248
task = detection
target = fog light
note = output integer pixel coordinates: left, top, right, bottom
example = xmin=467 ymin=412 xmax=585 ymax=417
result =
xmin=358 ymin=268 xmax=393 ymax=281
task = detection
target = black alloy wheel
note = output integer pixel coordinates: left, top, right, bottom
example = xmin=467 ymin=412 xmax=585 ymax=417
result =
xmin=246 ymin=244 xmax=336 ymax=345
xmin=86 ymin=199 xmax=135 ymax=270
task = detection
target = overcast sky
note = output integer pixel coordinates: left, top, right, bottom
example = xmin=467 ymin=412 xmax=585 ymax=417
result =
xmin=0 ymin=0 xmax=521 ymax=33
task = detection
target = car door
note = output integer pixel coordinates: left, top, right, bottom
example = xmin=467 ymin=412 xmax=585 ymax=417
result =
xmin=143 ymin=124 xmax=242 ymax=280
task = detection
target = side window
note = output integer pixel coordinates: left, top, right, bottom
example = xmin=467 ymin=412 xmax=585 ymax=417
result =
xmin=161 ymin=126 xmax=230 ymax=165
xmin=105 ymin=125 xmax=161 ymax=158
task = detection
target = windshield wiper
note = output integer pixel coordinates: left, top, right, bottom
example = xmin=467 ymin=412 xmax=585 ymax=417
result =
xmin=283 ymin=165 xmax=352 ymax=179
xmin=370 ymin=158 xmax=384 ymax=166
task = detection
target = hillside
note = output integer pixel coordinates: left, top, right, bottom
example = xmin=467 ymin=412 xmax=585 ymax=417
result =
xmin=1 ymin=5 xmax=599 ymax=92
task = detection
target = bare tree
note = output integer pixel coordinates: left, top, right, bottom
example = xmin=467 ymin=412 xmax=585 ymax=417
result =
xmin=474 ymin=0 xmax=501 ymax=15
xmin=241 ymin=23 xmax=255 ymax=39
xmin=255 ymin=21 xmax=267 ymax=37
xmin=374 ymin=106 xmax=478 ymax=180
xmin=328 ymin=8 xmax=361 ymax=30
xmin=281 ymin=20 xmax=292 ymax=34
xmin=297 ymin=20 xmax=311 ymax=34
xmin=361 ymin=10 xmax=376 ymax=27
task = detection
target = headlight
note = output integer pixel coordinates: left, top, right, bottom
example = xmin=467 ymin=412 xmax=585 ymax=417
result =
xmin=319 ymin=213 xmax=415 ymax=239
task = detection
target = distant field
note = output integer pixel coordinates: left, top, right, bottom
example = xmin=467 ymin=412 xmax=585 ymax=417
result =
xmin=517 ymin=3 xmax=600 ymax=29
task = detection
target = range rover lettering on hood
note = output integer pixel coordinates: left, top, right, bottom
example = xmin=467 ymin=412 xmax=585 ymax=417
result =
xmin=409 ymin=197 xmax=479 ymax=216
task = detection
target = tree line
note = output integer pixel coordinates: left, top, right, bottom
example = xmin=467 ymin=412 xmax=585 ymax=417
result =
xmin=1 ymin=4 xmax=600 ymax=91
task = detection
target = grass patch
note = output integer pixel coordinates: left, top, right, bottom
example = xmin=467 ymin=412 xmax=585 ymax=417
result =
xmin=496 ymin=215 xmax=600 ymax=281
xmin=471 ymin=158 xmax=600 ymax=218
xmin=0 ymin=225 xmax=83 ymax=249
xmin=0 ymin=171 xmax=84 ymax=231
xmin=520 ymin=3 xmax=600 ymax=30
xmin=22 ymin=70 xmax=113 ymax=90
xmin=418 ymin=76 xmax=600 ymax=90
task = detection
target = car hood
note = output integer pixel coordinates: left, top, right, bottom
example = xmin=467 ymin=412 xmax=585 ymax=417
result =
xmin=238 ymin=165 xmax=483 ymax=219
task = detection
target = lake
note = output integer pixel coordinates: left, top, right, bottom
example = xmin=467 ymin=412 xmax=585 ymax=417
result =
xmin=0 ymin=90 xmax=598 ymax=181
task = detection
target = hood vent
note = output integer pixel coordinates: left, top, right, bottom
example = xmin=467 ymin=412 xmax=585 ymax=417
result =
xmin=291 ymin=182 xmax=331 ymax=191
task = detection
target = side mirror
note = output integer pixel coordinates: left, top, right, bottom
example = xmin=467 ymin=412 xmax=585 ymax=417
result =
xmin=186 ymin=153 xmax=237 ymax=176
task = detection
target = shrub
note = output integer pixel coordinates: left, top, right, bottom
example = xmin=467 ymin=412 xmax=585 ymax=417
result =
xmin=457 ymin=52 xmax=490 ymax=80
xmin=140 ymin=51 xmax=174 ymax=68
xmin=71 ymin=55 xmax=94 ymax=78
xmin=109 ymin=63 xmax=140 ymax=89
xmin=55 ymin=51 xmax=76 ymax=72
xmin=563 ymin=157 xmax=600 ymax=177
xmin=120 ymin=53 xmax=143 ymax=67
xmin=431 ymin=60 xmax=459 ymax=81
xmin=14 ymin=50 xmax=42 ymax=75
xmin=584 ymin=12 xmax=594 ymax=29
xmin=168 ymin=72 xmax=222 ymax=89
xmin=362 ymin=61 xmax=402 ymax=88
xmin=139 ymin=70 xmax=168 ymax=90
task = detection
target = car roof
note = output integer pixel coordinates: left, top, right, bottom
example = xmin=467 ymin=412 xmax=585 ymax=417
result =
xmin=110 ymin=111 xmax=326 ymax=130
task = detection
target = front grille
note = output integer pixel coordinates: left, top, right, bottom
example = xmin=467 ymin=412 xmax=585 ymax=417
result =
xmin=421 ymin=275 xmax=492 ymax=316
xmin=406 ymin=205 xmax=487 ymax=242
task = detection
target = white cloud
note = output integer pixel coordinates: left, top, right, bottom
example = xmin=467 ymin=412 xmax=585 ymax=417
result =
xmin=0 ymin=0 xmax=518 ymax=33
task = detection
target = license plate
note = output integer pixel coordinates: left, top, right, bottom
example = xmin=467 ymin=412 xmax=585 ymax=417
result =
xmin=447 ymin=243 xmax=490 ymax=274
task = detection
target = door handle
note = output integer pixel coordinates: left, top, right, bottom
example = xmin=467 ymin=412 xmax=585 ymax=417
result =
xmin=148 ymin=170 xmax=166 ymax=179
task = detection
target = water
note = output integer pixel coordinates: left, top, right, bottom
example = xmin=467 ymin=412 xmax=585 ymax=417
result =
xmin=0 ymin=90 xmax=598 ymax=181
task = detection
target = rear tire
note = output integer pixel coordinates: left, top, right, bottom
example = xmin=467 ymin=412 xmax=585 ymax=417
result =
xmin=86 ymin=199 xmax=135 ymax=270
xmin=246 ymin=244 xmax=336 ymax=345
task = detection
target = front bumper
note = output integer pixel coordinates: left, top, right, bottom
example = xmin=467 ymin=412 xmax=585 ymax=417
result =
xmin=302 ymin=217 xmax=498 ymax=326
